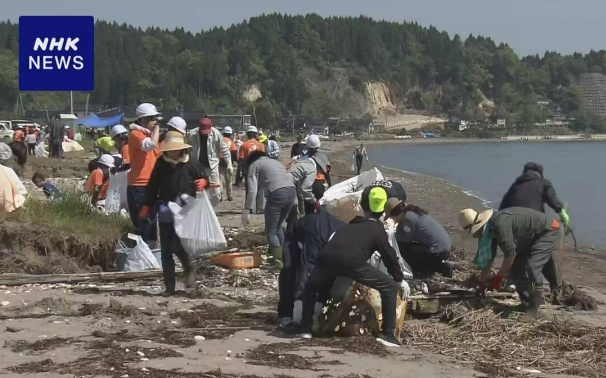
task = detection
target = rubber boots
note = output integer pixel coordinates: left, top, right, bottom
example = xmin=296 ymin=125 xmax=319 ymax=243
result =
xmin=184 ymin=264 xmax=197 ymax=288
xmin=270 ymin=246 xmax=284 ymax=269
xmin=519 ymin=289 xmax=544 ymax=323
xmin=163 ymin=279 xmax=176 ymax=297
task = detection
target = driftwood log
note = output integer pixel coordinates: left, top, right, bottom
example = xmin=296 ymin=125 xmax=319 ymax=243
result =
xmin=0 ymin=270 xmax=178 ymax=286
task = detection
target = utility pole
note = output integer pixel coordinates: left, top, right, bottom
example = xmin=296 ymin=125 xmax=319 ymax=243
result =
xmin=70 ymin=91 xmax=73 ymax=115
xmin=19 ymin=93 xmax=25 ymax=116
xmin=84 ymin=93 xmax=90 ymax=116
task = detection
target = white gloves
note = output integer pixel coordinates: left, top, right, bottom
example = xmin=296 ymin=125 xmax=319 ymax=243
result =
xmin=241 ymin=209 xmax=251 ymax=226
xmin=228 ymin=165 xmax=234 ymax=174
xmin=399 ymin=280 xmax=411 ymax=299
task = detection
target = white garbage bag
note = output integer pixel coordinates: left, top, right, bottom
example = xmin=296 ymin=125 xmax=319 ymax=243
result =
xmin=388 ymin=228 xmax=414 ymax=280
xmin=105 ymin=171 xmax=128 ymax=214
xmin=169 ymin=191 xmax=227 ymax=258
xmin=62 ymin=139 xmax=84 ymax=152
xmin=35 ymin=143 xmax=48 ymax=157
xmin=119 ymin=233 xmax=161 ymax=272
xmin=321 ymin=167 xmax=384 ymax=206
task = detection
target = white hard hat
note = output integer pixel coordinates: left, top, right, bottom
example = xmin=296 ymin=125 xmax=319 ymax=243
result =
xmin=65 ymin=126 xmax=70 ymax=129
xmin=223 ymin=126 xmax=233 ymax=135
xmin=307 ymin=134 xmax=321 ymax=149
xmin=247 ymin=125 xmax=258 ymax=133
xmin=110 ymin=124 xmax=128 ymax=138
xmin=135 ymin=103 xmax=160 ymax=119
xmin=98 ymin=154 xmax=115 ymax=168
xmin=167 ymin=116 xmax=187 ymax=134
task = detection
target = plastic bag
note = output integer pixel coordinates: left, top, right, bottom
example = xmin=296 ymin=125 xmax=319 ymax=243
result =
xmin=388 ymin=228 xmax=414 ymax=280
xmin=118 ymin=233 xmax=161 ymax=272
xmin=474 ymin=222 xmax=493 ymax=269
xmin=105 ymin=171 xmax=128 ymax=214
xmin=169 ymin=191 xmax=227 ymax=258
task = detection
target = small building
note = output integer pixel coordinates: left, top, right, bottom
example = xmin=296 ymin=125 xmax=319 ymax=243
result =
xmin=445 ymin=117 xmax=470 ymax=131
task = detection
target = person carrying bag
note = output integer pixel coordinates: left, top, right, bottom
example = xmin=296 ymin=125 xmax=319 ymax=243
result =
xmin=142 ymin=131 xmax=216 ymax=296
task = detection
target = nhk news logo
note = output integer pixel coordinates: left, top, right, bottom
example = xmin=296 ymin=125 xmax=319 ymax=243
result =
xmin=19 ymin=16 xmax=94 ymax=91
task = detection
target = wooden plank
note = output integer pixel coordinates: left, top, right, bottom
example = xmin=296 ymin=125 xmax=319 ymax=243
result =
xmin=0 ymin=269 xmax=179 ymax=286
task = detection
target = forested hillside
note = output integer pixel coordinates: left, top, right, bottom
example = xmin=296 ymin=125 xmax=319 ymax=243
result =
xmin=1 ymin=13 xmax=606 ymax=127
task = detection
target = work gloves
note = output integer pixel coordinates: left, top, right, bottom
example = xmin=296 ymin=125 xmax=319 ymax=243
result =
xmin=139 ymin=205 xmax=150 ymax=220
xmin=399 ymin=280 xmax=411 ymax=299
xmin=241 ymin=209 xmax=251 ymax=226
xmin=487 ymin=274 xmax=505 ymax=292
xmin=227 ymin=165 xmax=234 ymax=174
xmin=195 ymin=178 xmax=208 ymax=191
xmin=559 ymin=209 xmax=570 ymax=228
xmin=475 ymin=274 xmax=505 ymax=298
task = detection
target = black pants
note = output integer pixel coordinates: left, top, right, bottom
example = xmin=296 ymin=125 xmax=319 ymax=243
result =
xmin=127 ymin=186 xmax=158 ymax=248
xmin=50 ymin=140 xmax=63 ymax=158
xmin=27 ymin=143 xmax=36 ymax=155
xmin=235 ymin=159 xmax=244 ymax=186
xmin=159 ymin=221 xmax=191 ymax=290
xmin=301 ymin=260 xmax=398 ymax=335
xmin=510 ymin=227 xmax=561 ymax=300
xmin=356 ymin=155 xmax=363 ymax=175
xmin=398 ymin=242 xmax=449 ymax=277
xmin=277 ymin=237 xmax=301 ymax=319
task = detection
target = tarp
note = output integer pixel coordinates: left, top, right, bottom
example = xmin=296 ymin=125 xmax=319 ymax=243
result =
xmin=77 ymin=113 xmax=123 ymax=128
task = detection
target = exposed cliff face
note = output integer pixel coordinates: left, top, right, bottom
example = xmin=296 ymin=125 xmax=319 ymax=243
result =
xmin=365 ymin=81 xmax=396 ymax=115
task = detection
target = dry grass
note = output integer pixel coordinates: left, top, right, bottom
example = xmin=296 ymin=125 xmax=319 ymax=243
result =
xmin=1 ymin=189 xmax=132 ymax=273
xmin=405 ymin=304 xmax=606 ymax=377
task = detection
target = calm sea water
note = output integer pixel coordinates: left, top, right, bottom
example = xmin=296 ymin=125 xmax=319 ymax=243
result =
xmin=368 ymin=141 xmax=606 ymax=248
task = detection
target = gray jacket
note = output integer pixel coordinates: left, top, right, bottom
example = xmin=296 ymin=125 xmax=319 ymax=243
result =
xmin=396 ymin=211 xmax=451 ymax=253
xmin=186 ymin=127 xmax=231 ymax=172
xmin=246 ymin=157 xmax=295 ymax=210
xmin=288 ymin=158 xmax=316 ymax=202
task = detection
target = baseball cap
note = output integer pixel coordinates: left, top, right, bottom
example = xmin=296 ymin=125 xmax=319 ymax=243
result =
xmin=368 ymin=187 xmax=388 ymax=214
xmin=199 ymin=118 xmax=212 ymax=135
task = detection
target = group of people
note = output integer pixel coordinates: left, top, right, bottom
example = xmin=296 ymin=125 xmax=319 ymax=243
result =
xmin=459 ymin=162 xmax=570 ymax=321
xmin=4 ymin=101 xmax=572 ymax=349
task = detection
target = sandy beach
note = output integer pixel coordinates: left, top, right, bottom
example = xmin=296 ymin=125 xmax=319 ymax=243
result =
xmin=1 ymin=138 xmax=605 ymax=378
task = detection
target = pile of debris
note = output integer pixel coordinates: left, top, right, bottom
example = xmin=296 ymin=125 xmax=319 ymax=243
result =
xmin=405 ymin=303 xmax=606 ymax=377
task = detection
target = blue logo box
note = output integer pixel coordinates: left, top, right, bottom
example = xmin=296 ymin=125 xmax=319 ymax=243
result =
xmin=19 ymin=16 xmax=94 ymax=91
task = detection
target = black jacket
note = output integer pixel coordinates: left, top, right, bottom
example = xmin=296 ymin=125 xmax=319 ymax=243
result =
xmin=499 ymin=170 xmax=563 ymax=213
xmin=318 ymin=216 xmax=404 ymax=282
xmin=144 ymin=157 xmax=209 ymax=207
xmin=287 ymin=210 xmax=346 ymax=298
xmin=360 ymin=180 xmax=406 ymax=212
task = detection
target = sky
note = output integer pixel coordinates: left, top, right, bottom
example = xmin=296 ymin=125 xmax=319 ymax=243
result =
xmin=3 ymin=0 xmax=606 ymax=56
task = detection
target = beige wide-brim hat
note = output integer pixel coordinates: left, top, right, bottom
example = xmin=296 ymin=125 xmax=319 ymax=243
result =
xmin=384 ymin=198 xmax=403 ymax=218
xmin=160 ymin=131 xmax=192 ymax=152
xmin=458 ymin=208 xmax=494 ymax=235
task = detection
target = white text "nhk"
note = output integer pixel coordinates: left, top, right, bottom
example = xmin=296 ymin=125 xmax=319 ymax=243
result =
xmin=33 ymin=38 xmax=79 ymax=51
xmin=28 ymin=37 xmax=84 ymax=70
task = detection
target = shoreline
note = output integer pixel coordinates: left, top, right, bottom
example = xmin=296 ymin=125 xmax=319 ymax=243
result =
xmin=325 ymin=139 xmax=606 ymax=295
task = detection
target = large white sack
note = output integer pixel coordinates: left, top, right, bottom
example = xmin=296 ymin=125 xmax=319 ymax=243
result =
xmin=321 ymin=167 xmax=384 ymax=206
xmin=169 ymin=191 xmax=227 ymax=258
xmin=62 ymin=139 xmax=84 ymax=152
xmin=105 ymin=171 xmax=129 ymax=214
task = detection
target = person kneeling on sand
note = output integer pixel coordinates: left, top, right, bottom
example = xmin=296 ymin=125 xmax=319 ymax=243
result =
xmin=385 ymin=198 xmax=453 ymax=278
xmin=298 ymin=187 xmax=407 ymax=347
xmin=458 ymin=207 xmax=563 ymax=322
xmin=141 ymin=131 xmax=216 ymax=296
xmin=84 ymin=154 xmax=114 ymax=207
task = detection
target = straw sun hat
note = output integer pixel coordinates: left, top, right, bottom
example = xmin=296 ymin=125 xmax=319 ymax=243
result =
xmin=161 ymin=131 xmax=191 ymax=152
xmin=458 ymin=208 xmax=494 ymax=236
